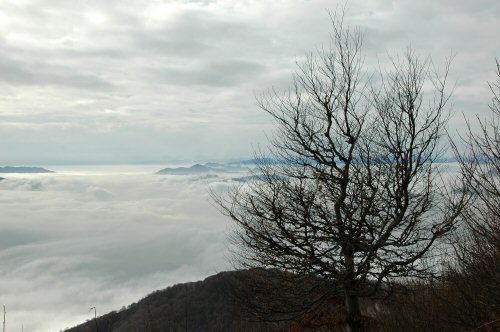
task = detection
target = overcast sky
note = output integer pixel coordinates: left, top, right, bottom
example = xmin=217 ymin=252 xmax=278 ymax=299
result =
xmin=0 ymin=1 xmax=498 ymax=330
xmin=0 ymin=0 xmax=498 ymax=164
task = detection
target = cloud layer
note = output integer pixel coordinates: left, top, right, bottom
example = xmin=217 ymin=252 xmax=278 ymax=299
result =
xmin=0 ymin=165 xmax=237 ymax=331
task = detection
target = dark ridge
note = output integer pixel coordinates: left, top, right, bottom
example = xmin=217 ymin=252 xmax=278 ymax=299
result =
xmin=63 ymin=270 xmax=298 ymax=332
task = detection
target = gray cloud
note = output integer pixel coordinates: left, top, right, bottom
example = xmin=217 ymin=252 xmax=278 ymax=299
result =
xmin=0 ymin=0 xmax=496 ymax=163
xmin=0 ymin=53 xmax=112 ymax=89
xmin=152 ymin=59 xmax=266 ymax=87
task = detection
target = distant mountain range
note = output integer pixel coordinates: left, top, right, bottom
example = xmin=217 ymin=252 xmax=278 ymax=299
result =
xmin=155 ymin=163 xmax=293 ymax=183
xmin=228 ymin=158 xmax=281 ymax=165
xmin=0 ymin=166 xmax=54 ymax=173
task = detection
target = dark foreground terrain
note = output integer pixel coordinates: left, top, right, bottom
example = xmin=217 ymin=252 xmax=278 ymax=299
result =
xmin=64 ymin=270 xmax=310 ymax=332
xmin=64 ymin=268 xmax=381 ymax=332
xmin=64 ymin=261 xmax=499 ymax=332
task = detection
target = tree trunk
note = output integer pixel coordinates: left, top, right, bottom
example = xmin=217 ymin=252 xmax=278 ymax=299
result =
xmin=345 ymin=294 xmax=362 ymax=332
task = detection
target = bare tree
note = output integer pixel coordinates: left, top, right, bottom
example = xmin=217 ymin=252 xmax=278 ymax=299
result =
xmin=448 ymin=60 xmax=500 ymax=330
xmin=213 ymin=12 xmax=467 ymax=332
xmin=456 ymin=60 xmax=500 ymax=243
xmin=379 ymin=61 xmax=500 ymax=332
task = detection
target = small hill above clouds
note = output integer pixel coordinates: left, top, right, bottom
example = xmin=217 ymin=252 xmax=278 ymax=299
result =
xmin=156 ymin=163 xmax=248 ymax=175
xmin=156 ymin=163 xmax=212 ymax=175
xmin=0 ymin=166 xmax=54 ymax=173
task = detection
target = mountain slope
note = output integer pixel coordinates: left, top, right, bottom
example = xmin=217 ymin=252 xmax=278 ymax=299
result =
xmin=63 ymin=270 xmax=296 ymax=332
xmin=64 ymin=269 xmax=383 ymax=332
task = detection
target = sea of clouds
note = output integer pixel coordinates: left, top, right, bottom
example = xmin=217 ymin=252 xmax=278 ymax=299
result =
xmin=0 ymin=164 xmax=239 ymax=331
xmin=0 ymin=162 xmax=463 ymax=331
